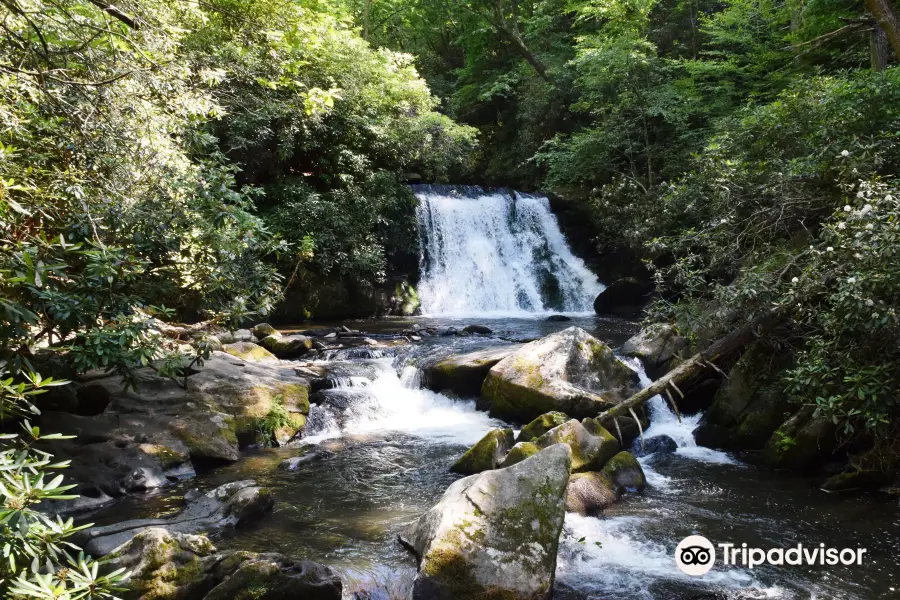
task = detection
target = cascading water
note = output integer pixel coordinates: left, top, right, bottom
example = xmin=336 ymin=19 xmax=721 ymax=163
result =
xmin=414 ymin=185 xmax=603 ymax=316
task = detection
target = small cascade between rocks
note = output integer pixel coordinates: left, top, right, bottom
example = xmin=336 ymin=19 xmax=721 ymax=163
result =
xmin=414 ymin=184 xmax=603 ymax=316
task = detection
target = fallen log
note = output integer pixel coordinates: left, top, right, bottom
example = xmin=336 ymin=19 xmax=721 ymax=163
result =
xmin=597 ymin=307 xmax=783 ymax=427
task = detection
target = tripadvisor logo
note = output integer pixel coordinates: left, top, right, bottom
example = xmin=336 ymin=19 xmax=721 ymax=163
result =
xmin=675 ymin=535 xmax=867 ymax=576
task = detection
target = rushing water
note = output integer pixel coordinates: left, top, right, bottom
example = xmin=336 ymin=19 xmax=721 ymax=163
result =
xmin=87 ymin=187 xmax=899 ymax=598
xmin=90 ymin=318 xmax=900 ymax=599
xmin=414 ymin=185 xmax=603 ymax=316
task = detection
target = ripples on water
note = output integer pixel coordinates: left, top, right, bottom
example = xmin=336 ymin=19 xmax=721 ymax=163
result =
xmin=88 ymin=318 xmax=900 ymax=599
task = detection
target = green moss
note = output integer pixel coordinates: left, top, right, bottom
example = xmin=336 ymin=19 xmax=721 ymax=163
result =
xmin=422 ymin=478 xmax=561 ymax=597
xmin=518 ymin=411 xmax=568 ymax=443
xmin=451 ymin=428 xmax=514 ymax=474
xmin=138 ymin=444 xmax=188 ymax=469
xmin=499 ymin=441 xmax=539 ymax=467
xmin=223 ymin=342 xmax=277 ymax=362
xmin=482 ymin=372 xmax=559 ymax=422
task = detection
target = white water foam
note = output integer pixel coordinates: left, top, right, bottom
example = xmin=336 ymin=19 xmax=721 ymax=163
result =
xmin=415 ymin=187 xmax=603 ymax=316
xmin=623 ymin=357 xmax=737 ymax=468
xmin=303 ymin=359 xmax=503 ymax=446
xmin=556 ymin=513 xmax=774 ymax=597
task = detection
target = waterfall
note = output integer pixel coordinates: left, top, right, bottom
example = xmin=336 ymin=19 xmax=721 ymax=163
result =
xmin=414 ymin=185 xmax=604 ymax=317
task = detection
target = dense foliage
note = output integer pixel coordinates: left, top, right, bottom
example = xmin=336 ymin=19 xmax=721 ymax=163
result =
xmin=352 ymin=0 xmax=900 ymax=458
xmin=0 ymin=0 xmax=474 ymax=595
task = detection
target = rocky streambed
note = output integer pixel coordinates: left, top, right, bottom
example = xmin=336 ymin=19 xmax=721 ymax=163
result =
xmin=49 ymin=316 xmax=900 ymax=599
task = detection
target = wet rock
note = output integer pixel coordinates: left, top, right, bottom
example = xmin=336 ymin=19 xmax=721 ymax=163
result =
xmin=403 ymin=444 xmax=571 ymax=600
xmin=253 ymin=323 xmax=280 ymax=340
xmin=532 ymin=419 xmax=620 ymax=473
xmin=593 ymin=277 xmax=654 ymax=318
xmin=601 ymin=451 xmax=646 ymax=493
xmin=499 ymin=441 xmax=540 ymax=468
xmin=39 ymin=354 xmax=310 ymax=508
xmin=233 ymin=328 xmax=254 ymax=342
xmin=259 ymin=334 xmax=313 ymax=359
xmin=103 ymin=528 xmax=341 ymax=600
xmin=620 ymin=324 xmax=688 ymax=379
xmin=821 ymin=470 xmax=894 ymax=493
xmin=450 ymin=428 xmax=515 ymax=474
xmin=517 ymin=411 xmax=569 ymax=443
xmin=463 ymin=324 xmax=492 ymax=335
xmin=223 ymin=341 xmax=277 ymax=362
xmin=78 ymin=480 xmax=274 ymax=556
xmin=565 ymin=471 xmax=620 ymax=515
xmin=546 ymin=314 xmax=572 ymax=322
xmin=280 ymin=450 xmax=328 ymax=471
xmin=633 ymin=434 xmax=677 ymax=456
xmin=480 ymin=327 xmax=641 ymax=422
xmin=424 ymin=346 xmax=519 ymax=398
xmin=760 ymin=406 xmax=839 ymax=471
xmin=694 ymin=343 xmax=795 ymax=451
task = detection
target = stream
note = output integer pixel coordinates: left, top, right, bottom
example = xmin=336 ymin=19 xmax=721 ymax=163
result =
xmin=91 ymin=187 xmax=899 ymax=598
xmin=90 ymin=316 xmax=900 ymax=599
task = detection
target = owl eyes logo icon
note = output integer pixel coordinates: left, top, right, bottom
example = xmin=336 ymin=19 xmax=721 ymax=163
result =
xmin=675 ymin=535 xmax=716 ymax=576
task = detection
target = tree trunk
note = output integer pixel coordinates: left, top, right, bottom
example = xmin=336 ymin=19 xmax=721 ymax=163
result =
xmin=596 ymin=307 xmax=783 ymax=426
xmin=871 ymin=24 xmax=891 ymax=69
xmin=865 ymin=0 xmax=900 ymax=61
xmin=503 ymin=28 xmax=549 ymax=81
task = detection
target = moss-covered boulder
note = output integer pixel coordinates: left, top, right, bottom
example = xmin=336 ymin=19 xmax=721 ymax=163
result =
xmin=403 ymin=444 xmax=571 ymax=600
xmin=252 ymin=323 xmax=280 ymax=340
xmin=760 ymin=407 xmax=839 ymax=471
xmin=517 ymin=411 xmax=569 ymax=443
xmin=450 ymin=428 xmax=515 ymax=474
xmin=620 ymin=324 xmax=689 ymax=379
xmin=480 ymin=327 xmax=641 ymax=422
xmin=532 ymin=418 xmax=619 ymax=473
xmin=821 ymin=470 xmax=894 ymax=493
xmin=39 ymin=353 xmax=311 ymax=509
xmin=103 ymin=528 xmax=342 ymax=600
xmin=566 ymin=471 xmax=620 ymax=515
xmin=499 ymin=441 xmax=540 ymax=468
xmin=223 ymin=342 xmax=277 ymax=362
xmin=425 ymin=346 xmax=519 ymax=398
xmin=391 ymin=281 xmax=421 ymax=316
xmin=601 ymin=451 xmax=646 ymax=493
xmin=259 ymin=334 xmax=313 ymax=359
xmin=693 ymin=342 xmax=795 ymax=451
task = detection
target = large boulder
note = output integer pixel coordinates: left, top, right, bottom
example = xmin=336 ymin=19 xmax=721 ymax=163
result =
xmin=403 ymin=444 xmax=572 ymax=600
xmin=565 ymin=472 xmax=620 ymax=515
xmin=601 ymin=451 xmax=646 ymax=493
xmin=40 ymin=354 xmax=310 ymax=510
xmin=500 ymin=441 xmax=540 ymax=468
xmin=425 ymin=346 xmax=519 ymax=398
xmin=480 ymin=327 xmax=641 ymax=422
xmin=451 ymin=428 xmax=515 ymax=474
xmin=78 ymin=480 xmax=273 ymax=556
xmin=223 ymin=341 xmax=278 ymax=362
xmin=252 ymin=323 xmax=280 ymax=340
xmin=592 ymin=278 xmax=654 ymax=318
xmin=532 ymin=419 xmax=620 ymax=473
xmin=517 ymin=411 xmax=569 ymax=443
xmin=633 ymin=434 xmax=678 ymax=457
xmin=259 ymin=334 xmax=314 ymax=359
xmin=693 ymin=343 xmax=794 ymax=451
xmin=760 ymin=407 xmax=840 ymax=471
xmin=620 ymin=324 xmax=688 ymax=379
xmin=103 ymin=528 xmax=341 ymax=600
